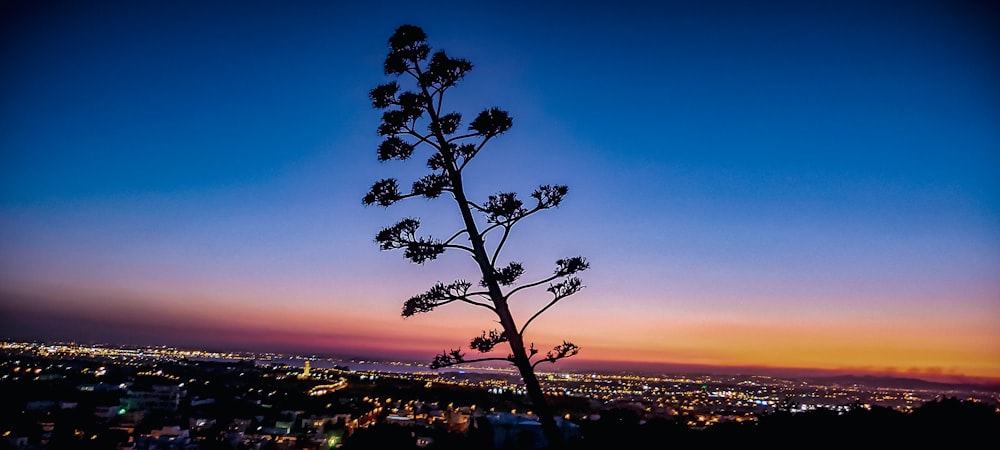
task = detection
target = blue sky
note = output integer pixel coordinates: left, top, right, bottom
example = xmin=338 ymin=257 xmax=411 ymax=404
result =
xmin=1 ymin=0 xmax=998 ymax=381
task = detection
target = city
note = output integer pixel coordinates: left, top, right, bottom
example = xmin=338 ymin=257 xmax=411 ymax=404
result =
xmin=2 ymin=340 xmax=997 ymax=449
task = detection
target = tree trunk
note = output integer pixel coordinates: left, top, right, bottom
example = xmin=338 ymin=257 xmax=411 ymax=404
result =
xmin=503 ymin=316 xmax=563 ymax=449
xmin=446 ymin=162 xmax=564 ymax=449
xmin=419 ymin=74 xmax=565 ymax=445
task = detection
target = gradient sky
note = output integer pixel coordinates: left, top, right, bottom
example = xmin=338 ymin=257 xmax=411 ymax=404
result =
xmin=2 ymin=0 xmax=998 ymax=383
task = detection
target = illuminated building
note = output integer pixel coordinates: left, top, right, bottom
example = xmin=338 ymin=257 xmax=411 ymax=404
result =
xmin=120 ymin=383 xmax=185 ymax=413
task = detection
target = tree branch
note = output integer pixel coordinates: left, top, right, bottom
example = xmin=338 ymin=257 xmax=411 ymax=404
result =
xmin=458 ymin=135 xmax=496 ymax=171
xmin=470 ymin=329 xmax=508 ymax=353
xmin=457 ymin=296 xmax=496 ymax=312
xmin=530 ymin=341 xmax=580 ymax=369
xmin=519 ymin=295 xmax=564 ymax=337
xmin=490 ymin=225 xmax=512 ymax=266
xmin=504 ymin=273 xmax=562 ymax=300
xmin=442 ymin=243 xmax=476 ymax=254
xmin=430 ymin=348 xmax=513 ymax=369
xmin=402 ymin=280 xmax=498 ymax=317
xmin=446 ymin=132 xmax=479 ymax=142
xmin=403 ymin=130 xmax=438 ymax=150
xmin=442 ymin=229 xmax=470 ymax=245
xmin=467 ymin=201 xmax=488 ymax=214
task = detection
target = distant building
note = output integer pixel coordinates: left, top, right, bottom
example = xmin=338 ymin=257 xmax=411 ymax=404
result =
xmin=25 ymin=400 xmax=56 ymax=411
xmin=189 ymin=417 xmax=216 ymax=431
xmin=484 ymin=413 xmax=580 ymax=450
xmin=94 ymin=404 xmax=121 ymax=420
xmin=120 ymin=383 xmax=185 ymax=413
xmin=416 ymin=435 xmax=435 ymax=448
xmin=446 ymin=407 xmax=473 ymax=433
xmin=386 ymin=415 xmax=414 ymax=426
xmin=77 ymin=382 xmax=126 ymax=392
xmin=135 ymin=426 xmax=190 ymax=450
xmin=301 ymin=414 xmax=351 ymax=431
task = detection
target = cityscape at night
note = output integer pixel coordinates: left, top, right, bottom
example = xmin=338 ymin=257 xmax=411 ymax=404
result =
xmin=2 ymin=340 xmax=998 ymax=449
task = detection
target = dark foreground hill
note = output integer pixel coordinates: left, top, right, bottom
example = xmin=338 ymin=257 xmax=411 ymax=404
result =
xmin=341 ymin=397 xmax=999 ymax=449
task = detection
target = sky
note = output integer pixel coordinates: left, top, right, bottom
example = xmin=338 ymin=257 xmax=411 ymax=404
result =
xmin=1 ymin=0 xmax=998 ymax=384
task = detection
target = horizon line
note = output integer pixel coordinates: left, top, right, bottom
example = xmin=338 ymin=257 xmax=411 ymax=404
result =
xmin=5 ymin=337 xmax=999 ymax=388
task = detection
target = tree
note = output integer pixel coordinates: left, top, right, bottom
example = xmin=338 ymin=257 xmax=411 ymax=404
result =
xmin=364 ymin=24 xmax=590 ymax=448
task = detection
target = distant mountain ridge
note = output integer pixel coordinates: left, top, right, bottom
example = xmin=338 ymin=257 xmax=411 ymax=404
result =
xmin=801 ymin=374 xmax=1000 ymax=393
xmin=555 ymin=359 xmax=1000 ymax=393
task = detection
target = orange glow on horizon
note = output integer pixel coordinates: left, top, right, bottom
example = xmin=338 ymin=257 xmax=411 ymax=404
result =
xmin=4 ymin=281 xmax=998 ymax=384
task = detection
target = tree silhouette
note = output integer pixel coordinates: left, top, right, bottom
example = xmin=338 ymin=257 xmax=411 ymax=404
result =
xmin=364 ymin=24 xmax=589 ymax=448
